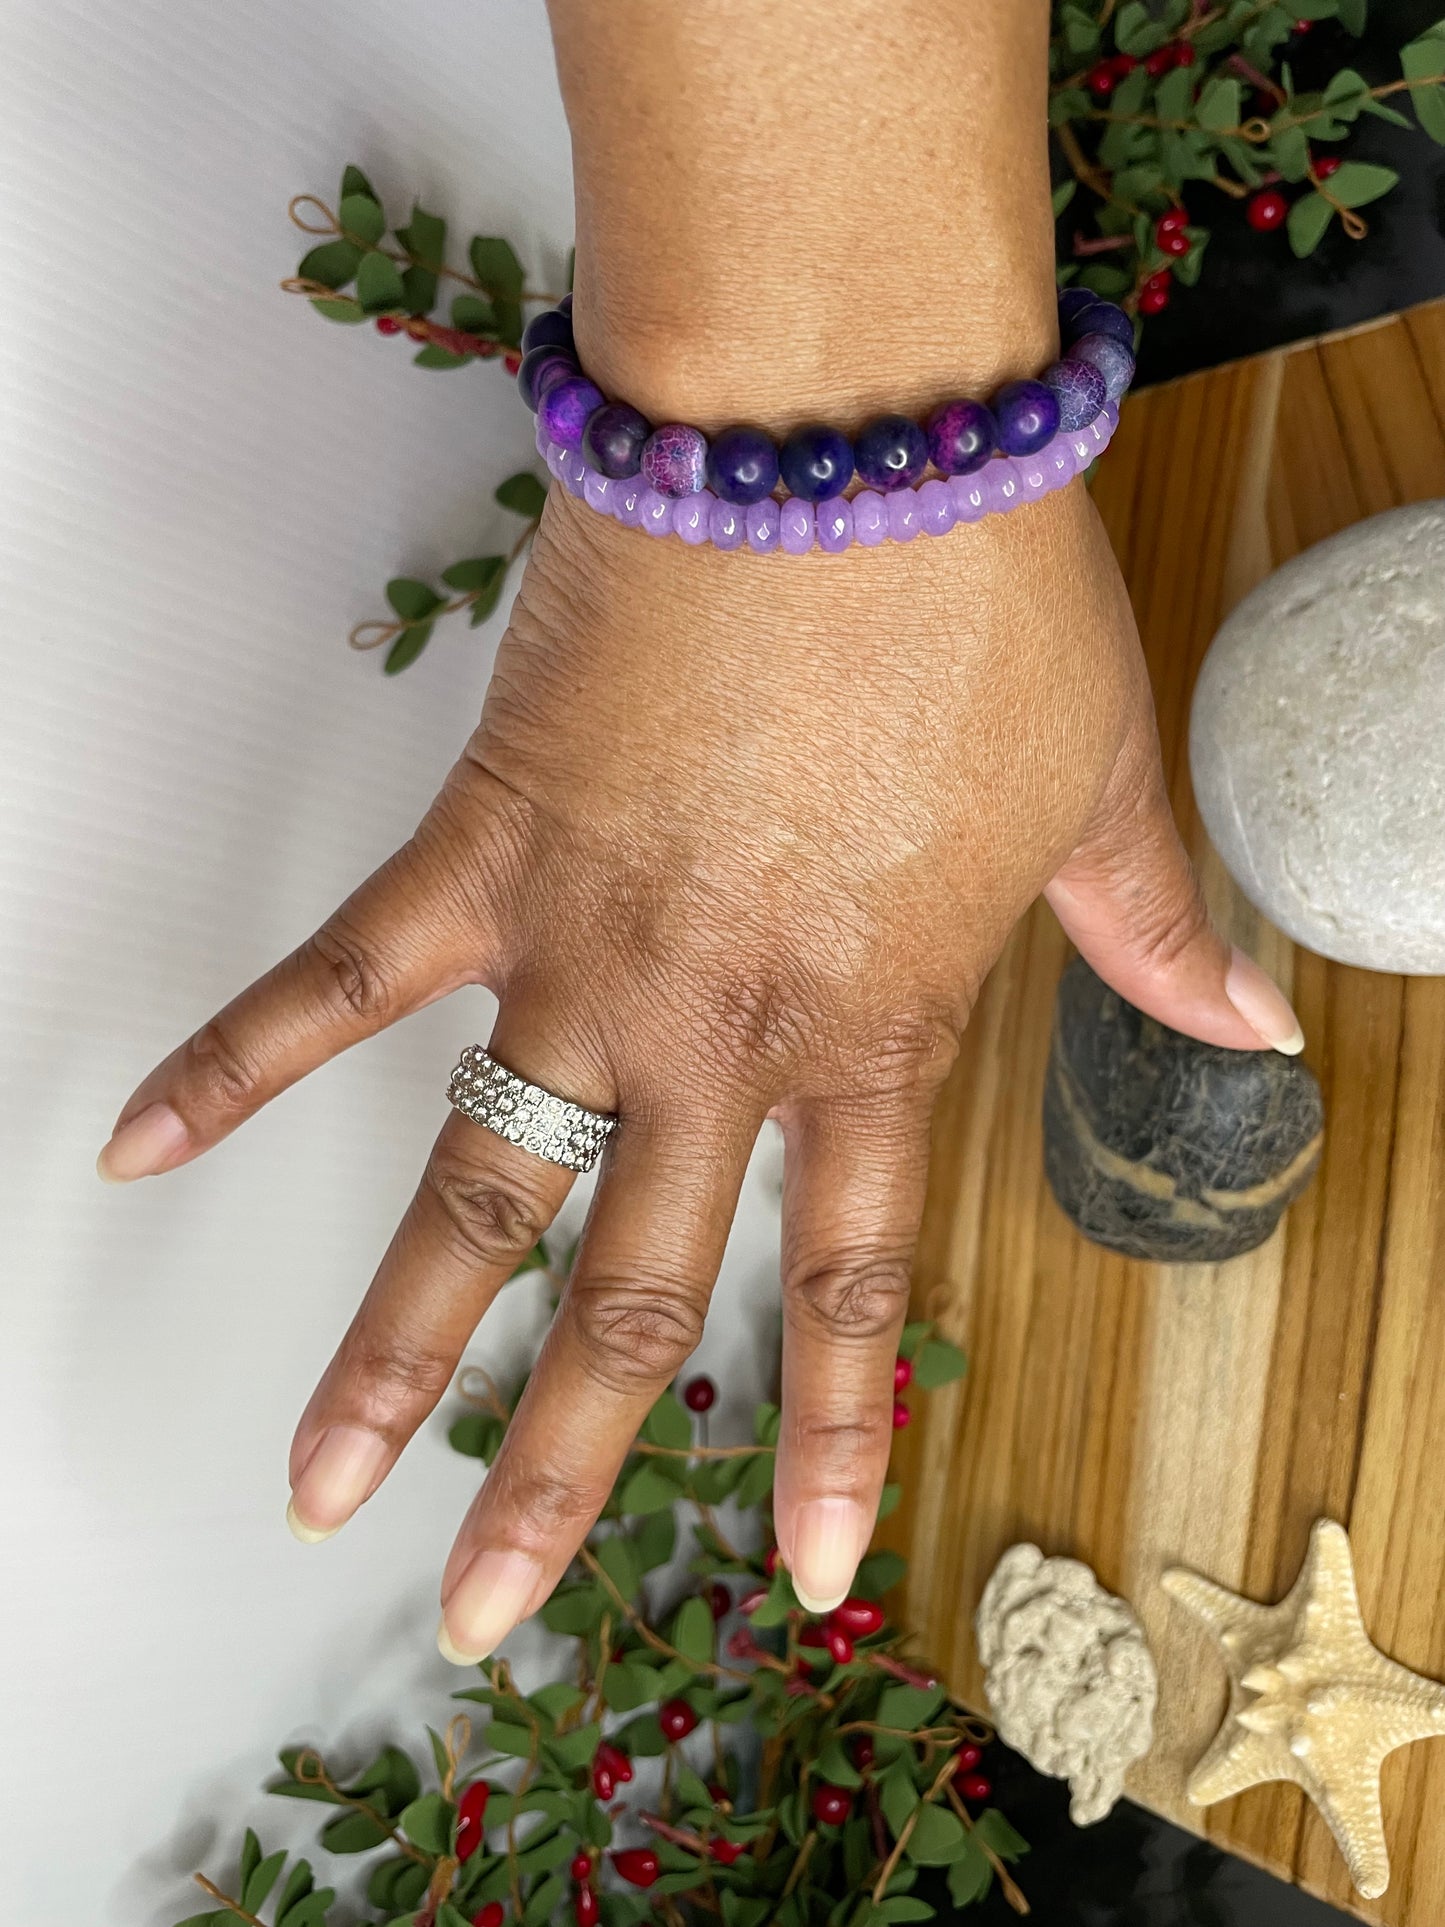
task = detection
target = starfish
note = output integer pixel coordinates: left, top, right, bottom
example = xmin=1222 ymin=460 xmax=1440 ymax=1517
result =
xmin=1163 ymin=1518 xmax=1445 ymax=1900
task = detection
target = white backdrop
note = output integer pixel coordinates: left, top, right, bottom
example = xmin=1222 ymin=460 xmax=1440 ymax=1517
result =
xmin=0 ymin=5 xmax=785 ymax=1917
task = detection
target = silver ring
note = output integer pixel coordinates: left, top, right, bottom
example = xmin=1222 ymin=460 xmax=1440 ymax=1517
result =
xmin=446 ymin=1045 xmax=617 ymax=1173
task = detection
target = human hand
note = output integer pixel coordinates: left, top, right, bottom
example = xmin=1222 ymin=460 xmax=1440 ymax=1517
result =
xmin=98 ymin=479 xmax=1300 ymax=1660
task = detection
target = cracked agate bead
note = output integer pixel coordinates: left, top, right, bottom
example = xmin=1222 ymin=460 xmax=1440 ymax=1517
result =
xmin=584 ymin=402 xmax=650 ymax=478
xmin=926 ymin=399 xmax=998 ymax=476
xmin=520 ymin=307 xmax=575 ymax=357
xmin=707 ymin=426 xmax=780 ymax=505
xmin=779 ymin=424 xmax=854 ymax=502
xmin=641 ymin=423 xmax=707 ymax=497
xmin=518 ymin=346 xmax=577 ymax=411
xmin=539 ymin=375 xmax=605 ymax=448
xmin=1070 ymin=332 xmax=1136 ymax=404
xmin=1042 ymin=357 xmax=1107 ymax=432
xmin=994 ymin=379 xmax=1061 ymax=457
xmin=855 ymin=414 xmax=929 ymax=491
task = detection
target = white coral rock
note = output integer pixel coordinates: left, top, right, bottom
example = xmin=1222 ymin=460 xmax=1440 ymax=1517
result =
xmin=975 ymin=1544 xmax=1157 ymax=1826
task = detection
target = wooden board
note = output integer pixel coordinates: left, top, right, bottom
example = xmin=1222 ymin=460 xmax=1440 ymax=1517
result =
xmin=889 ymin=298 xmax=1445 ymax=1923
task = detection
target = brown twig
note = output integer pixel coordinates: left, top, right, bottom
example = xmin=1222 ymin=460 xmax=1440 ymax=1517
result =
xmin=191 ymin=1875 xmax=267 ymax=1926
xmin=578 ymin=1546 xmax=752 ymax=1682
xmin=292 ymin=1749 xmax=429 ymax=1863
xmin=349 ymin=518 xmax=539 ymax=654
xmin=871 ymin=1753 xmax=958 ymax=1903
xmin=287 ymin=194 xmax=564 ymax=302
xmin=946 ymin=1785 xmax=1030 ymax=1916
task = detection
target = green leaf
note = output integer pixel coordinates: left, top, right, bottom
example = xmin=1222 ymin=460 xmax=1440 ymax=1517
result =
xmin=273 ymin=1859 xmax=315 ymax=1920
xmin=671 ymin=1594 xmax=715 ymax=1665
xmin=1270 ymin=122 xmax=1311 ymax=180
xmin=617 ymin=1712 xmax=667 ymax=1756
xmin=946 ymin=1838 xmax=993 ymax=1908
xmin=442 ymin=555 xmax=508 ymax=595
xmin=1078 ymin=264 xmax=1132 ymax=298
xmin=541 ymin=1584 xmax=607 ymax=1634
xmin=603 ymin=1657 xmax=660 ymax=1712
xmin=470 ymin=236 xmax=525 ymax=298
xmin=814 ymin=1736 xmax=863 ymax=1788
xmin=640 ymin=1390 xmax=692 ymax=1450
xmin=239 ymin=1831 xmax=262 ymax=1890
xmin=349 ymin=1745 xmax=422 ymax=1814
xmin=400 ymin=1791 xmax=455 ymax=1855
xmin=748 ymin=1566 xmax=798 ymax=1628
xmin=1403 ymin=28 xmax=1445 ymax=143
xmin=524 ymin=1873 xmax=568 ymax=1925
xmin=854 ymin=1549 xmax=907 ymax=1598
xmin=1325 ymin=160 xmax=1399 ymax=208
xmin=876 ymin=1902 xmax=935 ymax=1922
xmin=734 ymin=1453 xmax=775 ymax=1508
xmin=493 ymin=297 xmax=524 ymax=349
xmin=448 ymin=1411 xmax=504 ymax=1460
xmin=634 ymin=1507 xmax=678 ymax=1570
xmin=876 ymin=1482 xmax=902 ymax=1523
xmin=973 ymin=1809 xmax=1029 ymax=1860
xmin=341 ymin=164 xmax=378 ymax=201
xmin=308 ymin=297 xmax=366 ymax=325
xmin=518 ymin=1831 xmax=577 ymax=1876
xmin=385 ymin=578 xmax=443 ymax=621
xmin=495 ymin=470 xmax=550 ymax=520
xmin=242 ymin=1848 xmax=288 ymax=1913
xmin=596 ymin=1532 xmax=642 ymax=1602
xmin=1287 ymin=191 xmax=1335 ymax=257
xmin=452 ymin=293 xmax=499 ymax=334
xmin=338 ymin=193 xmax=387 ymax=247
xmin=877 ymin=1682 xmax=945 ymax=1729
xmin=1051 ymin=181 xmax=1077 ymax=220
xmin=1060 ymin=3 xmax=1101 ymax=53
xmin=319 ymin=1806 xmax=389 ymax=1853
xmin=384 ymin=622 xmax=434 ymax=675
xmin=398 ymin=204 xmax=447 ymax=268
xmin=1196 ymin=75 xmax=1242 ymax=131
xmin=1336 ymin=0 xmax=1366 ymax=28
xmin=547 ymin=1721 xmax=602 ymax=1772
xmin=896 ymin=1321 xmax=932 ymax=1359
xmin=438 ymin=1904 xmax=475 ymax=1927
xmin=297 ymin=240 xmax=362 ymax=289
xmin=880 ymin=1771 xmax=918 ymax=1839
xmin=412 ymin=344 xmax=475 ymax=369
xmin=1155 ymin=63 xmax=1196 ymax=122
xmin=532 ymin=1681 xmax=587 ymax=1726
xmin=906 ymin=1805 xmax=967 ymax=1865
xmin=912 ymin=1337 xmax=967 ymax=1389
xmin=617 ymin=1460 xmax=679 ymax=1515
xmin=400 ymin=265 xmax=437 ymax=315
xmin=486 ymin=1720 xmax=536 ymax=1758
xmin=1114 ymin=1 xmax=1172 ymax=54
xmin=754 ymin=1403 xmax=782 ymax=1447
xmin=356 ymin=251 xmax=407 ymax=314
xmin=1173 ymin=232 xmax=1208 ymax=287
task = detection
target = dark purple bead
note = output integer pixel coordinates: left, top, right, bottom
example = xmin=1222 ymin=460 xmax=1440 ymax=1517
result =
xmin=584 ymin=401 xmax=650 ymax=478
xmin=539 ymin=374 xmax=606 ymax=449
xmin=1041 ymin=357 xmax=1107 ymax=432
xmin=520 ymin=307 xmax=575 ymax=357
xmin=854 ymin=413 xmax=929 ymax=491
xmin=517 ymin=346 xmax=577 ymax=412
xmin=706 ymin=425 xmax=780 ymax=506
xmin=1063 ymin=299 xmax=1135 ymax=351
xmin=994 ymin=379 xmax=1061 ymax=457
xmin=778 ymin=424 xmax=854 ymax=502
xmin=1057 ymin=286 xmax=1097 ymax=330
xmin=1069 ymin=332 xmax=1136 ymax=404
xmin=557 ymin=293 xmax=574 ymax=315
xmin=926 ymin=399 xmax=998 ymax=476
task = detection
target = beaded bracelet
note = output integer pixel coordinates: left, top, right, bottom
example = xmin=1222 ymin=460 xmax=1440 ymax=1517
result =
xmin=517 ymin=287 xmax=1135 ymax=552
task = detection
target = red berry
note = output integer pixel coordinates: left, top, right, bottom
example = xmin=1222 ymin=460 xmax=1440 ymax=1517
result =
xmin=708 ymin=1782 xmax=731 ymax=1806
xmin=829 ymin=1596 xmax=886 ymax=1638
xmin=825 ymin=1627 xmax=856 ymax=1666
xmin=953 ymin=1744 xmax=984 ymax=1776
xmin=710 ymin=1838 xmax=747 ymax=1865
xmin=1143 ymin=268 xmax=1173 ymax=292
xmin=853 ymin=1735 xmax=876 ymax=1770
xmin=1111 ymin=53 xmax=1138 ymax=75
xmin=374 ymin=315 xmax=403 ymax=335
xmin=726 ymin=1627 xmax=761 ymax=1659
xmin=737 ymin=1586 xmax=769 ymax=1617
xmin=570 ymin=1852 xmax=593 ymax=1882
xmin=1159 ymin=229 xmax=1191 ymax=257
xmin=1176 ymin=43 xmax=1196 ymax=65
xmin=1138 ymin=284 xmax=1171 ymax=315
xmin=456 ymin=1780 xmax=492 ymax=1861
xmin=613 ymin=1848 xmax=661 ymax=1889
xmin=1295 ymin=17 xmax=1312 ymax=30
xmin=591 ymin=1766 xmax=615 ymax=1801
xmin=707 ymin=1581 xmax=731 ymax=1620
xmin=1145 ymin=46 xmax=1175 ymax=78
xmin=472 ymin=1906 xmax=505 ymax=1927
xmin=596 ymin=1741 xmax=634 ymax=1785
xmin=575 ymin=1886 xmax=599 ymax=1927
xmin=893 ymin=1356 xmax=913 ymax=1391
xmin=956 ymin=1773 xmax=993 ymax=1802
xmin=810 ymin=1784 xmax=853 ymax=1826
xmin=660 ymin=1698 xmax=700 ymax=1742
xmin=891 ymin=1399 xmax=911 ymax=1430
xmin=799 ymin=1624 xmax=829 ymax=1649
xmin=1155 ymin=210 xmax=1187 ymax=241
xmin=683 ymin=1374 xmax=717 ymax=1412
xmin=764 ymin=1546 xmax=780 ymax=1577
xmin=503 ymin=350 xmax=523 ymax=375
xmin=1087 ymin=62 xmax=1117 ymax=95
xmin=1315 ymin=154 xmax=1342 ymax=179
xmin=1247 ymin=188 xmax=1289 ymax=232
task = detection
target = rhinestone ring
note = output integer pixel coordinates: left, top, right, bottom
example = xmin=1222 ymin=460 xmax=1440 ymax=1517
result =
xmin=446 ymin=1046 xmax=617 ymax=1173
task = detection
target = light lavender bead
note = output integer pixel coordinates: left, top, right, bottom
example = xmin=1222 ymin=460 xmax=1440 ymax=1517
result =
xmin=545 ymin=440 xmax=568 ymax=482
xmin=1044 ymin=439 xmax=1077 ymax=489
xmin=673 ymin=489 xmax=715 ymax=544
xmin=642 ymin=423 xmax=708 ymax=498
xmin=946 ymin=475 xmax=984 ymax=524
xmin=1016 ymin=456 xmax=1051 ymax=502
xmin=746 ymin=498 xmax=781 ymax=553
xmin=615 ymin=481 xmax=646 ymax=527
xmin=710 ymin=497 xmax=747 ymax=550
xmin=561 ymin=448 xmax=588 ymax=497
xmin=583 ymin=468 xmax=617 ymax=515
xmin=852 ymin=491 xmax=888 ymax=546
xmin=916 ymin=478 xmax=957 ymax=537
xmin=535 ymin=420 xmax=551 ymax=460
xmin=816 ymin=496 xmax=854 ymax=554
xmin=886 ymin=489 xmax=922 ymax=542
xmin=638 ymin=485 xmax=673 ymax=537
xmin=982 ymin=458 xmax=1022 ymax=514
xmin=779 ymin=498 xmax=815 ymax=554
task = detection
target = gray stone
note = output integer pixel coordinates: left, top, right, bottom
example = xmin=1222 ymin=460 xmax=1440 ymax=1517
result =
xmin=1043 ymin=960 xmax=1324 ymax=1264
xmin=1189 ymin=501 xmax=1445 ymax=974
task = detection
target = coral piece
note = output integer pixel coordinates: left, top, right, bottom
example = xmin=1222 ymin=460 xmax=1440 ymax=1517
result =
xmin=1164 ymin=1519 xmax=1445 ymax=1900
xmin=976 ymin=1544 xmax=1157 ymax=1825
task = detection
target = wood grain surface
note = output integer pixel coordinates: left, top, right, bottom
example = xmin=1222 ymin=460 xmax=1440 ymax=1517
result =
xmin=889 ymin=298 xmax=1445 ymax=1922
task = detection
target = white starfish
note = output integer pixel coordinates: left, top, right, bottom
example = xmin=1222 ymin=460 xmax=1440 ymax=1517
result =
xmin=1163 ymin=1518 xmax=1445 ymax=1900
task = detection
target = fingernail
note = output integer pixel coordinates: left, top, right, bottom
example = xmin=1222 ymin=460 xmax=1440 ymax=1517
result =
xmin=96 ymin=1101 xmax=190 ymax=1183
xmin=791 ymin=1497 xmax=870 ymax=1615
xmin=1225 ymin=948 xmax=1305 ymax=1055
xmin=438 ymin=1547 xmax=545 ymax=1664
xmin=287 ymin=1425 xmax=389 ymax=1541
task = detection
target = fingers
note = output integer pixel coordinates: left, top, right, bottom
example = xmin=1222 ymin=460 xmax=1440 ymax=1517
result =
xmin=772 ymin=1096 xmax=932 ymax=1614
xmin=97 ymin=828 xmax=503 ymax=1182
xmin=437 ymin=1101 xmax=758 ymax=1664
xmin=1045 ymin=709 xmax=1303 ymax=1055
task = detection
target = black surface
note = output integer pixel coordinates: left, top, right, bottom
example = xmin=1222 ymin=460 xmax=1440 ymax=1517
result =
xmin=1061 ymin=2 xmax=1445 ymax=387
xmin=948 ymin=1744 xmax=1355 ymax=1924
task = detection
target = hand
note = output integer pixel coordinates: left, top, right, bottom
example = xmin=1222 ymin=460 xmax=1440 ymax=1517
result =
xmin=98 ymin=479 xmax=1301 ymax=1659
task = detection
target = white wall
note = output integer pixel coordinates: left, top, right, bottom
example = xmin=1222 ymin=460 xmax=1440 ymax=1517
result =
xmin=0 ymin=6 xmax=784 ymax=1917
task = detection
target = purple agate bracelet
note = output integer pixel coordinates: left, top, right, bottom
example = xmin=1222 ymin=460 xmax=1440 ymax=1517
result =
xmin=536 ymin=406 xmax=1119 ymax=552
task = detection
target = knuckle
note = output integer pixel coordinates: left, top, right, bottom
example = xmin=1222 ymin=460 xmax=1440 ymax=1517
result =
xmin=1128 ymin=875 xmax=1212 ymax=975
xmin=567 ymin=1276 xmax=708 ymax=1391
xmin=425 ymin=1160 xmax=550 ymax=1269
xmin=851 ymin=1004 xmax=960 ymax=1098
xmin=788 ymin=1251 xmax=914 ymax=1342
xmin=185 ymin=1015 xmax=264 ymax=1110
xmin=343 ymin=1331 xmax=455 ymax=1414
xmin=487 ymin=1448 xmax=610 ymax=1537
xmin=304 ymin=914 xmax=400 ymax=1023
xmin=790 ymin=1408 xmax=893 ymax=1478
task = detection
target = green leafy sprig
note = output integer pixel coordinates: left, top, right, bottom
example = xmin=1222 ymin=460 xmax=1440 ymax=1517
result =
xmin=178 ymin=1247 xmax=1019 ymax=1927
